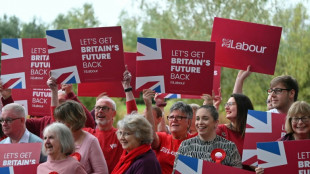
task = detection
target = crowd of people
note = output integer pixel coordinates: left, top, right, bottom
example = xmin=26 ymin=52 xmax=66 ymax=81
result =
xmin=0 ymin=65 xmax=309 ymax=174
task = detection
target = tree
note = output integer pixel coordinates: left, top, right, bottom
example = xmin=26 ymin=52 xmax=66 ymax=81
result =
xmin=20 ymin=18 xmax=47 ymax=38
xmin=52 ymin=3 xmax=100 ymax=29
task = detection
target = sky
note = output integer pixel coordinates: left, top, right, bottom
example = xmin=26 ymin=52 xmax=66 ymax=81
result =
xmin=0 ymin=0 xmax=132 ymax=26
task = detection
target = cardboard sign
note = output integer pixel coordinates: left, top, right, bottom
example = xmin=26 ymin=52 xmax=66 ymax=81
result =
xmin=0 ymin=143 xmax=41 ymax=167
xmin=1 ymin=38 xmax=50 ymax=89
xmin=12 ymin=88 xmax=51 ymax=116
xmin=136 ymin=37 xmax=215 ymax=95
xmin=77 ymin=52 xmax=140 ymax=98
xmin=242 ymin=110 xmax=286 ymax=166
xmin=211 ymin=17 xmax=282 ymax=75
xmin=175 ymin=155 xmax=254 ymax=174
xmin=0 ymin=164 xmax=38 ymax=174
xmin=157 ymin=66 xmax=221 ymax=99
xmin=257 ymin=140 xmax=310 ymax=174
xmin=46 ymin=26 xmax=125 ymax=84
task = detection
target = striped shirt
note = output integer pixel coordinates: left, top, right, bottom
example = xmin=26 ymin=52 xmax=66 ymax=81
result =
xmin=173 ymin=135 xmax=242 ymax=170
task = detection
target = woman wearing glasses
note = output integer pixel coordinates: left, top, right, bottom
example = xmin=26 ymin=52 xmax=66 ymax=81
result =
xmin=255 ymin=101 xmax=310 ymax=174
xmin=112 ymin=114 xmax=161 ymax=174
xmin=216 ymin=93 xmax=254 ymax=157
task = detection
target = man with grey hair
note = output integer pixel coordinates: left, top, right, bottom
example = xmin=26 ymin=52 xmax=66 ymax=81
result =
xmin=0 ymin=103 xmax=46 ymax=163
xmin=143 ymin=89 xmax=194 ymax=174
xmin=84 ymin=66 xmax=138 ymax=173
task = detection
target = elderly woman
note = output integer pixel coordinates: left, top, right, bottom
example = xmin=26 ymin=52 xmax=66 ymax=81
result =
xmin=53 ymin=100 xmax=108 ymax=174
xmin=111 ymin=114 xmax=161 ymax=174
xmin=37 ymin=122 xmax=87 ymax=174
xmin=173 ymin=105 xmax=242 ymax=171
xmin=256 ymin=101 xmax=310 ymax=174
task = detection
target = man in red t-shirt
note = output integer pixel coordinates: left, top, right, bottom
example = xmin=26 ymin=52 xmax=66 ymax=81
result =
xmin=84 ymin=68 xmax=138 ymax=173
xmin=143 ymin=89 xmax=195 ymax=174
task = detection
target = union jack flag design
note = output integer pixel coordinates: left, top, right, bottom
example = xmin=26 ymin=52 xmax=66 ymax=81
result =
xmin=0 ymin=164 xmax=38 ymax=174
xmin=0 ymin=167 xmax=14 ymax=174
xmin=175 ymin=155 xmax=255 ymax=174
xmin=46 ymin=29 xmax=72 ymax=54
xmin=1 ymin=72 xmax=26 ymax=89
xmin=136 ymin=37 xmax=215 ymax=95
xmin=51 ymin=66 xmax=81 ymax=84
xmin=1 ymin=38 xmax=23 ymax=60
xmin=242 ymin=110 xmax=286 ymax=166
xmin=257 ymin=141 xmax=287 ymax=168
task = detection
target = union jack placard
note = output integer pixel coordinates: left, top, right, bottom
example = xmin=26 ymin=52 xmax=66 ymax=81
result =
xmin=242 ymin=110 xmax=286 ymax=166
xmin=175 ymin=155 xmax=254 ymax=174
xmin=46 ymin=27 xmax=125 ymax=84
xmin=257 ymin=140 xmax=310 ymax=173
xmin=1 ymin=38 xmax=50 ymax=89
xmin=136 ymin=37 xmax=215 ymax=95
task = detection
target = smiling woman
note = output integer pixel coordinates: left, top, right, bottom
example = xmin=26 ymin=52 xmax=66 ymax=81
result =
xmin=112 ymin=114 xmax=162 ymax=174
xmin=37 ymin=122 xmax=87 ymax=174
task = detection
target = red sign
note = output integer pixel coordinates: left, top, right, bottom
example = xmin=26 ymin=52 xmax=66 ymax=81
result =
xmin=0 ymin=143 xmax=41 ymax=167
xmin=175 ymin=155 xmax=254 ymax=174
xmin=257 ymin=140 xmax=310 ymax=174
xmin=1 ymin=38 xmax=49 ymax=89
xmin=46 ymin=26 xmax=125 ymax=84
xmin=77 ymin=52 xmax=140 ymax=98
xmin=157 ymin=66 xmax=221 ymax=99
xmin=12 ymin=88 xmax=51 ymax=116
xmin=242 ymin=110 xmax=286 ymax=166
xmin=0 ymin=164 xmax=38 ymax=174
xmin=136 ymin=37 xmax=215 ymax=95
xmin=211 ymin=17 xmax=282 ymax=75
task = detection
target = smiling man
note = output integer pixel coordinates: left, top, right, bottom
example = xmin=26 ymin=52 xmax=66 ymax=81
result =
xmin=0 ymin=103 xmax=46 ymax=163
xmin=267 ymin=75 xmax=299 ymax=114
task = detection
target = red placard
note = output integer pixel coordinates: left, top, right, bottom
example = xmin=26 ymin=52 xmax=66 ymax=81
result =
xmin=0 ymin=164 xmax=39 ymax=174
xmin=175 ymin=155 xmax=254 ymax=174
xmin=157 ymin=66 xmax=221 ymax=99
xmin=211 ymin=17 xmax=282 ymax=75
xmin=1 ymin=38 xmax=49 ymax=89
xmin=77 ymin=52 xmax=140 ymax=98
xmin=257 ymin=140 xmax=310 ymax=174
xmin=12 ymin=88 xmax=51 ymax=116
xmin=136 ymin=37 xmax=215 ymax=95
xmin=0 ymin=143 xmax=41 ymax=167
xmin=242 ymin=110 xmax=286 ymax=166
xmin=46 ymin=26 xmax=125 ymax=84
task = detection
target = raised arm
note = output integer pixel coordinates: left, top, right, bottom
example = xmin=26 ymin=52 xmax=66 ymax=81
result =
xmin=154 ymin=93 xmax=169 ymax=133
xmin=201 ymin=88 xmax=222 ymax=111
xmin=122 ymin=65 xmax=137 ymax=114
xmin=47 ymin=76 xmax=59 ymax=107
xmin=143 ymin=89 xmax=160 ymax=149
xmin=233 ymin=65 xmax=252 ymax=94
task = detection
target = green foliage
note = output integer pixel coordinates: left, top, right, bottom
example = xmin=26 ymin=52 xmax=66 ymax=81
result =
xmin=52 ymin=3 xmax=100 ymax=29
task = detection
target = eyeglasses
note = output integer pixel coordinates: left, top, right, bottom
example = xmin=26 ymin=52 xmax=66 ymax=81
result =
xmin=267 ymin=88 xmax=291 ymax=95
xmin=95 ymin=106 xmax=112 ymax=113
xmin=0 ymin=118 xmax=22 ymax=124
xmin=167 ymin=115 xmax=188 ymax=121
xmin=224 ymin=102 xmax=236 ymax=107
xmin=116 ymin=131 xmax=133 ymax=137
xmin=291 ymin=116 xmax=310 ymax=123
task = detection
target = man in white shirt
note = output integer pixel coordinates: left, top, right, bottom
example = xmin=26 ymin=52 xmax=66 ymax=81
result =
xmin=0 ymin=103 xmax=46 ymax=163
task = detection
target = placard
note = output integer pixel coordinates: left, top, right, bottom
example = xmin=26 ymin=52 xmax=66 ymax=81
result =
xmin=46 ymin=26 xmax=125 ymax=84
xmin=0 ymin=164 xmax=38 ymax=174
xmin=257 ymin=140 xmax=310 ymax=174
xmin=136 ymin=37 xmax=215 ymax=95
xmin=211 ymin=17 xmax=282 ymax=75
xmin=12 ymin=88 xmax=51 ymax=116
xmin=77 ymin=52 xmax=139 ymax=98
xmin=157 ymin=66 xmax=221 ymax=99
xmin=0 ymin=143 xmax=41 ymax=167
xmin=1 ymin=38 xmax=49 ymax=89
xmin=242 ymin=110 xmax=286 ymax=166
xmin=175 ymin=155 xmax=254 ymax=174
